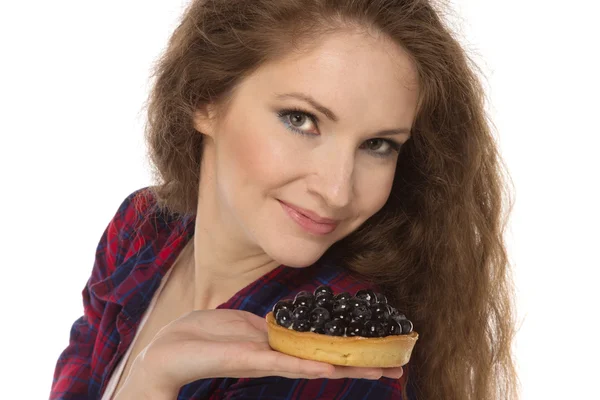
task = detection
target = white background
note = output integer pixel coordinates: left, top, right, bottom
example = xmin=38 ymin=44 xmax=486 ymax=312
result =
xmin=1 ymin=0 xmax=598 ymax=398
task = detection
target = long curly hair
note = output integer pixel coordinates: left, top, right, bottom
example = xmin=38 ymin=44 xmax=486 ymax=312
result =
xmin=143 ymin=0 xmax=519 ymax=398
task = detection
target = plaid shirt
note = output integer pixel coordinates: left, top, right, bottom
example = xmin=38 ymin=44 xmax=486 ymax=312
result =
xmin=50 ymin=188 xmax=410 ymax=399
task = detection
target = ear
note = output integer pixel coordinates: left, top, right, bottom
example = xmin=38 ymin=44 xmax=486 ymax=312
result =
xmin=192 ymin=104 xmax=218 ymax=138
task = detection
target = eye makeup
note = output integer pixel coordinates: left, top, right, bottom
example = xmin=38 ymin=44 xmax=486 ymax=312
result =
xmin=276 ymin=107 xmax=403 ymax=158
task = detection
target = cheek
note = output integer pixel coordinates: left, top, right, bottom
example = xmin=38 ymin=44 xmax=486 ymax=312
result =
xmin=356 ymin=166 xmax=396 ymax=214
xmin=219 ymin=122 xmax=292 ymax=198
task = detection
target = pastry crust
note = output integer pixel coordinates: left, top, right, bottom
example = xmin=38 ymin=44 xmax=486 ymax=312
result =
xmin=266 ymin=311 xmax=418 ymax=367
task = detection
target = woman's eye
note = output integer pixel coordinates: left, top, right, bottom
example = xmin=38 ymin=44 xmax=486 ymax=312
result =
xmin=364 ymin=139 xmax=387 ymax=152
xmin=276 ymin=108 xmax=402 ymax=158
xmin=277 ymin=109 xmax=318 ymax=135
xmin=361 ymin=138 xmax=401 ymax=158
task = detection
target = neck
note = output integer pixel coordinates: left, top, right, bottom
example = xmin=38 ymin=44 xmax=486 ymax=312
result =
xmin=182 ymin=140 xmax=281 ymax=310
xmin=187 ymin=227 xmax=281 ymax=310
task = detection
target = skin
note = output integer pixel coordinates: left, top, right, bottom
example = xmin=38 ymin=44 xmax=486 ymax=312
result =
xmin=113 ymin=29 xmax=420 ymax=397
xmin=187 ymin=29 xmax=419 ymax=310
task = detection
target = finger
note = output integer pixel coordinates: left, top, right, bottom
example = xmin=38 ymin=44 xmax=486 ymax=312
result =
xmin=382 ymin=367 xmax=403 ymax=379
xmin=328 ymin=366 xmax=384 ymax=380
xmin=249 ymin=351 xmax=334 ymax=378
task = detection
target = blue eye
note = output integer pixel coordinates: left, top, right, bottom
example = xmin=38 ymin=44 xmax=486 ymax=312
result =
xmin=276 ymin=108 xmax=402 ymax=158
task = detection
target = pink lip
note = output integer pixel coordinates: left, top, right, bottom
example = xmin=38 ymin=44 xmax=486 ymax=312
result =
xmin=278 ymin=200 xmax=339 ymax=235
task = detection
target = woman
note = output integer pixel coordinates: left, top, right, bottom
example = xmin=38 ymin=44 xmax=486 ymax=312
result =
xmin=51 ymin=0 xmax=518 ymax=399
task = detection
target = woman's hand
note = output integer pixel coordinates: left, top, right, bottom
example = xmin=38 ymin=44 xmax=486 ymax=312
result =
xmin=115 ymin=309 xmax=403 ymax=399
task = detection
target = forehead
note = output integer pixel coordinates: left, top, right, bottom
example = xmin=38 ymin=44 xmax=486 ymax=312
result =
xmin=241 ymin=30 xmax=419 ymax=127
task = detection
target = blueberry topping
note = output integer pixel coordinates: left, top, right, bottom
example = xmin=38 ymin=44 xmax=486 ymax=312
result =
xmin=380 ymin=321 xmax=389 ymax=333
xmin=273 ymin=299 xmax=294 ymax=315
xmin=292 ymin=306 xmax=310 ymax=322
xmin=309 ymin=307 xmax=331 ymax=327
xmin=350 ymin=304 xmax=372 ymax=323
xmin=347 ymin=321 xmax=366 ymax=337
xmin=370 ymin=303 xmax=390 ymax=321
xmin=355 ymin=289 xmax=376 ymax=304
xmin=399 ymin=319 xmax=413 ymax=334
xmin=314 ymin=285 xmax=333 ymax=297
xmin=293 ymin=319 xmax=311 ymax=332
xmin=311 ymin=325 xmax=326 ymax=334
xmin=315 ymin=292 xmax=334 ymax=311
xmin=293 ymin=294 xmax=315 ymax=309
xmin=384 ymin=304 xmax=394 ymax=315
xmin=374 ymin=292 xmax=388 ymax=304
xmin=324 ymin=319 xmax=347 ymax=336
xmin=273 ymin=289 xmax=413 ymax=338
xmin=390 ymin=309 xmax=407 ymax=323
xmin=387 ymin=319 xmax=402 ymax=335
xmin=333 ymin=299 xmax=351 ymax=313
xmin=332 ymin=310 xmax=352 ymax=322
xmin=364 ymin=320 xmax=387 ymax=338
xmin=275 ymin=308 xmax=293 ymax=328
xmin=348 ymin=297 xmax=368 ymax=310
xmin=334 ymin=292 xmax=352 ymax=302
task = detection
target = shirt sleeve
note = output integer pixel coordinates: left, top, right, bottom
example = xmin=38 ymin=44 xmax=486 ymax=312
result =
xmin=49 ymin=190 xmax=146 ymax=399
xmin=216 ymin=376 xmax=404 ymax=399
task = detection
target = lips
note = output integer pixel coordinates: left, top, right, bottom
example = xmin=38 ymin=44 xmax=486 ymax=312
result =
xmin=278 ymin=200 xmax=339 ymax=235
xmin=280 ymin=201 xmax=338 ymax=224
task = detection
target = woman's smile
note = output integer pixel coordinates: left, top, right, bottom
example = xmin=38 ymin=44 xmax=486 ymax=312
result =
xmin=278 ymin=199 xmax=340 ymax=235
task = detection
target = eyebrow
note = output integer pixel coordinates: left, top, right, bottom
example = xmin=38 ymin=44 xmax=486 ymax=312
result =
xmin=275 ymin=92 xmax=412 ymax=136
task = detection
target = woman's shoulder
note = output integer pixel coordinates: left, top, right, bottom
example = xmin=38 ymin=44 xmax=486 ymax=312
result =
xmin=105 ymin=186 xmax=181 ymax=239
xmin=87 ymin=187 xmax=194 ymax=304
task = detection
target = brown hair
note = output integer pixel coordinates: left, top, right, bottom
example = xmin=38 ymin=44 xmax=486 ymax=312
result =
xmin=144 ymin=0 xmax=519 ymax=398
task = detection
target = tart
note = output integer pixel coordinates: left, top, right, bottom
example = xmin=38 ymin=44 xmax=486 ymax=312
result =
xmin=266 ymin=286 xmax=418 ymax=367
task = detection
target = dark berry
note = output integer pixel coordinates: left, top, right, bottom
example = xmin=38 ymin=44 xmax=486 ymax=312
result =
xmin=275 ymin=308 xmax=293 ymax=328
xmin=333 ymin=299 xmax=351 ymax=313
xmin=348 ymin=297 xmax=368 ymax=309
xmin=293 ymin=320 xmax=311 ymax=332
xmin=311 ymin=325 xmax=326 ymax=334
xmin=273 ymin=299 xmax=294 ymax=315
xmin=364 ymin=320 xmax=387 ymax=338
xmin=390 ymin=308 xmax=407 ymax=323
xmin=387 ymin=319 xmax=402 ymax=336
xmin=355 ymin=289 xmax=376 ymax=304
xmin=334 ymin=292 xmax=352 ymax=302
xmin=324 ymin=319 xmax=347 ymax=336
xmin=374 ymin=292 xmax=388 ymax=304
xmin=350 ymin=304 xmax=372 ymax=322
xmin=380 ymin=321 xmax=389 ymax=334
xmin=309 ymin=307 xmax=331 ymax=327
xmin=292 ymin=306 xmax=310 ymax=322
xmin=315 ymin=293 xmax=334 ymax=311
xmin=347 ymin=321 xmax=366 ymax=337
xmin=400 ymin=319 xmax=413 ymax=334
xmin=370 ymin=303 xmax=390 ymax=321
xmin=332 ymin=310 xmax=352 ymax=322
xmin=314 ymin=285 xmax=333 ymax=297
xmin=293 ymin=294 xmax=315 ymax=309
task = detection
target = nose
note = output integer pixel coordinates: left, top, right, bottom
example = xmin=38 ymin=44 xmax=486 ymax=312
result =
xmin=308 ymin=148 xmax=355 ymax=209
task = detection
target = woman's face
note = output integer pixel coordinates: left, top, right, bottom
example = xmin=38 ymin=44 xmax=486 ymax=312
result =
xmin=194 ymin=30 xmax=419 ymax=267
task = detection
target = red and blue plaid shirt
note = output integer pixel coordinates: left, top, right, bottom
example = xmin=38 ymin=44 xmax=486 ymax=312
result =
xmin=50 ymin=188 xmax=410 ymax=399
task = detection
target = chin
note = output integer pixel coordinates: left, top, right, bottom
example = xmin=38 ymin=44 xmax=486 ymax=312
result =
xmin=264 ymin=241 xmax=330 ymax=268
